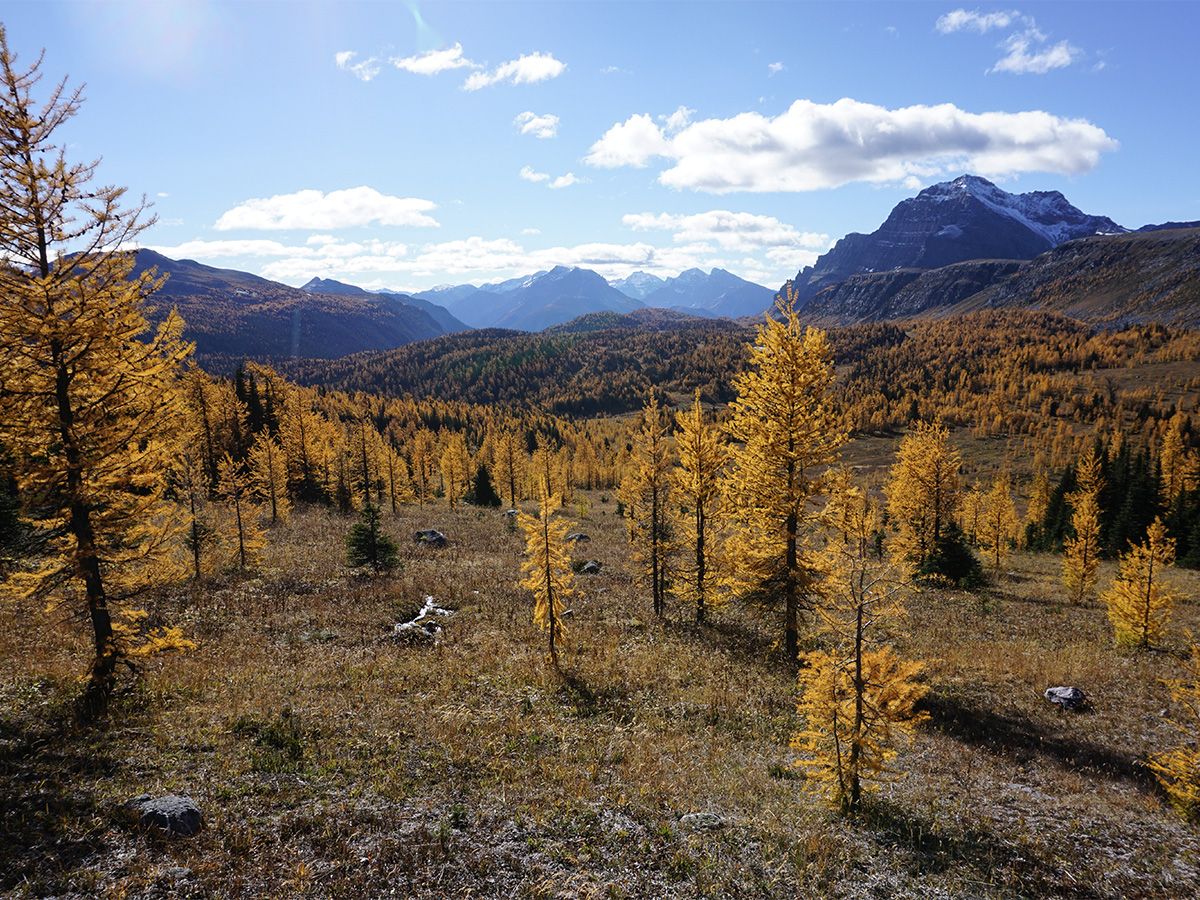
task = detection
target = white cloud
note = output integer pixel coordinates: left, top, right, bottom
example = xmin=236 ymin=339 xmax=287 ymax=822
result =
xmin=935 ymin=9 xmax=1020 ymax=33
xmin=514 ymin=111 xmax=560 ymax=139
xmin=583 ymin=113 xmax=672 ymax=168
xmin=661 ymin=105 xmax=694 ymax=133
xmin=463 ymin=51 xmax=566 ymax=90
xmin=390 ymin=42 xmax=477 ymax=75
xmin=335 ymin=50 xmax=381 ymax=82
xmin=623 ymin=210 xmax=829 ymax=252
xmin=146 ymin=238 xmax=307 ymax=258
xmin=521 ymin=227 xmax=542 ymax=236
xmin=586 ymin=98 xmax=1117 ymax=193
xmin=990 ymin=30 xmax=1080 ymax=74
xmin=767 ymin=61 xmax=785 ymax=75
xmin=214 ymin=187 xmax=439 ymax=231
xmin=520 ymin=167 xmax=580 ymax=189
xmin=156 ymin=191 xmax=170 ymax=198
xmin=519 ymin=165 xmax=550 ymax=183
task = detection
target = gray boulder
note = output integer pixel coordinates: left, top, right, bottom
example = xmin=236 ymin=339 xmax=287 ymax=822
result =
xmin=565 ymin=533 xmax=591 ymax=543
xmin=414 ymin=529 xmax=447 ymax=547
xmin=1044 ymin=686 xmax=1088 ymax=711
xmin=125 ymin=794 xmax=203 ymax=836
xmin=580 ymin=560 xmax=602 ymax=575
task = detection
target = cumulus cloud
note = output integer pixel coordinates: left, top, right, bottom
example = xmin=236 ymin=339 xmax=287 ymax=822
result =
xmin=586 ymin=98 xmax=1117 ymax=193
xmin=768 ymin=61 xmax=785 ymax=75
xmin=390 ymin=42 xmax=477 ymax=75
xmin=335 ymin=50 xmax=381 ymax=82
xmin=214 ymin=186 xmax=439 ymax=230
xmin=623 ymin=210 xmax=829 ymax=252
xmin=990 ymin=30 xmax=1080 ymax=74
xmin=519 ymin=165 xmax=550 ymax=183
xmin=661 ymin=106 xmax=694 ymax=133
xmin=520 ymin=167 xmax=581 ymax=189
xmin=514 ymin=111 xmax=560 ymax=139
xmin=463 ymin=51 xmax=566 ymax=90
xmin=935 ymin=9 xmax=1020 ymax=33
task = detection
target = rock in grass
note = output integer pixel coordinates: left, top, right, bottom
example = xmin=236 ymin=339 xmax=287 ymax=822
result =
xmin=125 ymin=794 xmax=203 ymax=836
xmin=565 ymin=532 xmax=590 ymax=543
xmin=413 ymin=529 xmax=447 ymax=547
xmin=580 ymin=560 xmax=602 ymax=575
xmin=680 ymin=812 xmax=726 ymax=831
xmin=1044 ymin=686 xmax=1088 ymax=711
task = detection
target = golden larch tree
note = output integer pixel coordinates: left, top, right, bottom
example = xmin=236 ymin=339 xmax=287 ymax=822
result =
xmin=217 ymin=453 xmax=264 ymax=569
xmin=1062 ymin=489 xmax=1102 ymax=606
xmin=1103 ymin=518 xmax=1178 ymax=649
xmin=671 ymin=390 xmax=727 ymax=624
xmin=518 ymin=483 xmax=574 ymax=667
xmin=977 ymin=472 xmax=1018 ymax=573
xmin=723 ymin=294 xmax=845 ymax=661
xmin=1148 ymin=639 xmax=1200 ymax=823
xmin=794 ymin=476 xmax=927 ymax=811
xmin=1160 ymin=415 xmax=1196 ymax=505
xmin=249 ymin=431 xmax=290 ymax=524
xmin=885 ymin=421 xmax=960 ymax=575
xmin=0 ymin=34 xmax=193 ymax=718
xmin=492 ymin=429 xmax=526 ymax=508
xmin=1024 ymin=467 xmax=1051 ymax=548
xmin=620 ymin=393 xmax=676 ymax=617
xmin=439 ymin=432 xmax=470 ymax=509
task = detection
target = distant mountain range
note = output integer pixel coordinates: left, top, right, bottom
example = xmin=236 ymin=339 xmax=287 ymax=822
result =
xmin=781 ymin=174 xmax=1200 ymax=326
xmin=131 ymin=251 xmax=463 ymax=368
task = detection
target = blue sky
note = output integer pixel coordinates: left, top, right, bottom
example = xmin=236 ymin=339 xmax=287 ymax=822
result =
xmin=4 ymin=0 xmax=1198 ymax=291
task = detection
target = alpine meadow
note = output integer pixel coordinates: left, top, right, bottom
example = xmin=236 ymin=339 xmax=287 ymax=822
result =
xmin=5 ymin=2 xmax=1200 ymax=897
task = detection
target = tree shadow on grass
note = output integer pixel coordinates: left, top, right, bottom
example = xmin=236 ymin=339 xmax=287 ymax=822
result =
xmin=919 ymin=691 xmax=1157 ymax=790
xmin=553 ymin=666 xmax=636 ymax=723
xmin=859 ymin=797 xmax=1101 ymax=898
xmin=0 ymin=710 xmax=119 ymax=893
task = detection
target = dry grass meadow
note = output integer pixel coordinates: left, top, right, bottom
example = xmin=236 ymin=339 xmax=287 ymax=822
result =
xmin=2 ymin=482 xmax=1200 ymax=898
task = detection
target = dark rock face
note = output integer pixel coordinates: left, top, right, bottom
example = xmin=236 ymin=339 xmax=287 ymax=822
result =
xmin=802 ymin=259 xmax=1026 ymax=324
xmin=784 ymin=175 xmax=1124 ymax=307
xmin=1044 ymin=686 xmax=1088 ymax=711
xmin=125 ymin=794 xmax=203 ymax=836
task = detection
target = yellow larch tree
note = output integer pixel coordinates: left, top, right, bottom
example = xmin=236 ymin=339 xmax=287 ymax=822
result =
xmin=794 ymin=477 xmax=927 ymax=811
xmin=172 ymin=444 xmax=214 ymax=581
xmin=1063 ymin=490 xmax=1103 ymax=606
xmin=518 ymin=482 xmax=574 ymax=667
xmin=723 ymin=293 xmax=845 ymax=662
xmin=217 ymin=453 xmax=264 ymax=569
xmin=977 ymin=472 xmax=1019 ymax=573
xmin=249 ymin=431 xmax=290 ymax=525
xmin=439 ymin=432 xmax=470 ymax=509
xmin=381 ymin=440 xmax=413 ymax=514
xmin=1148 ymin=639 xmax=1200 ymax=823
xmin=959 ymin=483 xmax=985 ymax=545
xmin=884 ymin=421 xmax=960 ymax=575
xmin=620 ymin=393 xmax=676 ymax=617
xmin=1160 ymin=414 xmax=1196 ymax=506
xmin=491 ymin=429 xmax=527 ymax=508
xmin=671 ymin=390 xmax=728 ymax=624
xmin=409 ymin=428 xmax=438 ymax=506
xmin=0 ymin=34 xmax=193 ymax=718
xmin=1103 ymin=518 xmax=1178 ymax=649
xmin=1024 ymin=467 xmax=1051 ymax=548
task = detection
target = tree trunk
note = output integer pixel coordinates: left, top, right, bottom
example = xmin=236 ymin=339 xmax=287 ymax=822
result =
xmin=785 ymin=509 xmax=799 ymax=662
xmin=850 ymin=601 xmax=865 ymax=811
xmin=695 ymin=502 xmax=706 ymax=625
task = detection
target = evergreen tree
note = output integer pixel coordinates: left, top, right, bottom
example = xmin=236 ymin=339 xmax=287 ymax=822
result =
xmin=468 ymin=462 xmax=503 ymax=507
xmin=0 ymin=34 xmax=194 ymax=718
xmin=723 ymin=293 xmax=845 ymax=661
xmin=346 ymin=502 xmax=400 ymax=573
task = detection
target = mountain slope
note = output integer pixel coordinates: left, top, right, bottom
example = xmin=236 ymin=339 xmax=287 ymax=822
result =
xmin=785 ymin=174 xmax=1125 ymax=306
xmin=133 ymin=250 xmax=449 ymax=367
xmin=958 ymin=227 xmax=1200 ymax=325
xmin=611 ymin=271 xmax=667 ymax=300
xmin=299 ymin=276 xmax=468 ymax=334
